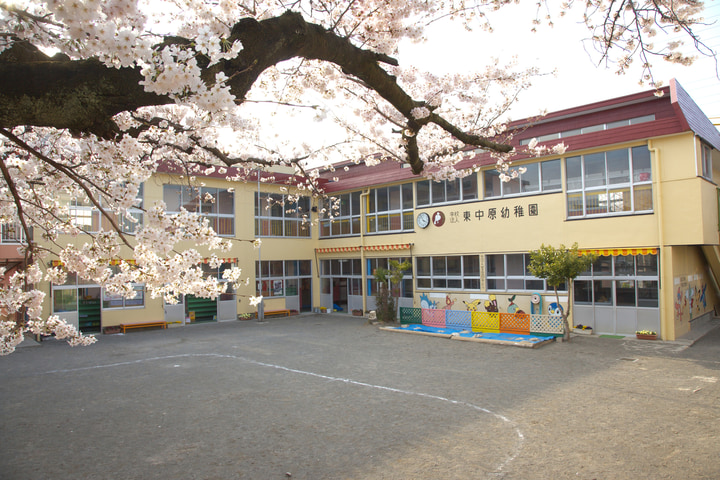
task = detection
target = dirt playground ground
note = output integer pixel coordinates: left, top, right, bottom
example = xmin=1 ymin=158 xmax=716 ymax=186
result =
xmin=1 ymin=314 xmax=719 ymax=479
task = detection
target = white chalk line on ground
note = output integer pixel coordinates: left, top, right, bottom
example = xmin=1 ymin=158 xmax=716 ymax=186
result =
xmin=42 ymin=352 xmax=524 ymax=475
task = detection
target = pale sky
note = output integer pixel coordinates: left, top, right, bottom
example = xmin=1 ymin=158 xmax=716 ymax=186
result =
xmin=399 ymin=1 xmax=720 ymax=126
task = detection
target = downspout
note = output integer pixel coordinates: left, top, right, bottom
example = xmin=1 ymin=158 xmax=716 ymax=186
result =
xmin=256 ymin=169 xmax=264 ymax=322
xmin=648 ymin=140 xmax=669 ymax=339
xmin=360 ymin=189 xmax=370 ymax=314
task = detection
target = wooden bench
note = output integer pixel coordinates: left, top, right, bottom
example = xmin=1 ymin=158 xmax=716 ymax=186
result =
xmin=255 ymin=309 xmax=292 ymax=318
xmin=120 ymin=321 xmax=167 ymax=334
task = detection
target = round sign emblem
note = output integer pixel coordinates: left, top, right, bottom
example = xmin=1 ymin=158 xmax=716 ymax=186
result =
xmin=432 ymin=211 xmax=445 ymax=227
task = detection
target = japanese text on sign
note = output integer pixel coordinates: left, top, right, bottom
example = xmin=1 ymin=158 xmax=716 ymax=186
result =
xmin=448 ymin=204 xmax=539 ymax=224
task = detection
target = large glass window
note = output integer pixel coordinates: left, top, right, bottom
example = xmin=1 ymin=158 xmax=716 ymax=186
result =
xmin=366 ymin=184 xmax=414 ymax=233
xmin=367 ymin=257 xmax=413 ymax=297
xmin=318 ymin=258 xmax=365 ymax=295
xmin=164 ymin=185 xmax=234 ymax=235
xmin=573 ymin=254 xmax=659 ymax=308
xmin=255 ymin=192 xmax=310 ymax=238
xmin=486 ymin=253 xmax=564 ymax=292
xmin=257 ymin=260 xmax=312 ymax=297
xmin=416 ymin=176 xmax=478 ymax=206
xmin=103 ymin=285 xmax=145 ymax=309
xmin=65 ymin=184 xmax=144 ymax=234
xmin=566 ymin=146 xmax=653 ymax=218
xmin=416 ymin=255 xmax=480 ymax=291
xmin=1 ymin=222 xmax=27 ymax=244
xmin=319 ymin=192 xmax=362 ymax=237
xmin=484 ymin=159 xmax=561 ymax=198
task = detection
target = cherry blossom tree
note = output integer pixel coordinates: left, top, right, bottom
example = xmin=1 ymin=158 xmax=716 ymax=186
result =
xmin=0 ymin=0 xmax=713 ymax=353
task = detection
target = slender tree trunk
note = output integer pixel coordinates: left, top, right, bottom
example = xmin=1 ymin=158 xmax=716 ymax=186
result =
xmin=555 ymin=287 xmax=571 ymax=342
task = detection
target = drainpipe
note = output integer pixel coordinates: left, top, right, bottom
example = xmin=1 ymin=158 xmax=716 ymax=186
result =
xmin=648 ymin=141 xmax=668 ymax=339
xmin=360 ymin=189 xmax=370 ymax=314
xmin=256 ymin=169 xmax=264 ymax=322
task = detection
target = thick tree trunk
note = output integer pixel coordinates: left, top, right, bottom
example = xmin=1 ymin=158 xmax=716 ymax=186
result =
xmin=0 ymin=57 xmax=168 ymax=138
xmin=0 ymin=11 xmax=511 ymax=170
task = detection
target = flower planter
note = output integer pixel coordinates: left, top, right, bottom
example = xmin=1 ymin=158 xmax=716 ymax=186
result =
xmin=352 ymin=309 xmax=363 ymax=316
xmin=573 ymin=328 xmax=593 ymax=335
xmin=636 ymin=334 xmax=657 ymax=340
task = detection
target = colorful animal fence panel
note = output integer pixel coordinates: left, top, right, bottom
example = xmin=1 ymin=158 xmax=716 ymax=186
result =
xmin=471 ymin=311 xmax=500 ymax=333
xmin=400 ymin=307 xmax=563 ymax=336
xmin=422 ymin=308 xmax=446 ymax=328
xmin=399 ymin=307 xmax=421 ymax=325
xmin=446 ymin=310 xmax=471 ymax=329
xmin=499 ymin=313 xmax=531 ymax=334
xmin=530 ymin=314 xmax=564 ymax=335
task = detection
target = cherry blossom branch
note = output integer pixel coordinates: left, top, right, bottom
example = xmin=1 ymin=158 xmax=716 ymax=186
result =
xmin=0 ymin=154 xmax=33 ymax=253
xmin=0 ymin=128 xmax=134 ymax=249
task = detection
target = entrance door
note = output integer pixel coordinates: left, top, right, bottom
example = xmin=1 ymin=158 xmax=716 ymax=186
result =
xmin=186 ymin=295 xmax=217 ymax=322
xmin=300 ymin=277 xmax=312 ymax=312
xmin=332 ymin=278 xmax=348 ymax=313
xmin=77 ymin=287 xmax=102 ymax=333
xmin=217 ymin=291 xmax=236 ymax=321
xmin=164 ymin=295 xmax=185 ymax=325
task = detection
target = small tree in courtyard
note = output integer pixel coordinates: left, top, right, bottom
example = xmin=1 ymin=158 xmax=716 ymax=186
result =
xmin=528 ymin=243 xmax=596 ymax=341
xmin=373 ymin=259 xmax=411 ymax=323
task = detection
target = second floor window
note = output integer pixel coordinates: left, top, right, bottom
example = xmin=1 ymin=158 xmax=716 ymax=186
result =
xmin=319 ymin=192 xmax=361 ymax=237
xmin=255 ymin=192 xmax=310 ymax=238
xmin=702 ymin=144 xmax=713 ymax=181
xmin=484 ymin=159 xmax=561 ymax=198
xmin=164 ymin=185 xmax=234 ymax=236
xmin=1 ymin=223 xmax=27 ymax=244
xmin=416 ymin=176 xmax=478 ymax=206
xmin=566 ymin=146 xmax=652 ymax=218
xmin=68 ymin=184 xmax=144 ymax=234
xmin=366 ymin=184 xmax=414 ymax=233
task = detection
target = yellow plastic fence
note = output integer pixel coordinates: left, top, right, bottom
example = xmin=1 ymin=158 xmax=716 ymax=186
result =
xmin=471 ymin=311 xmax=499 ymax=333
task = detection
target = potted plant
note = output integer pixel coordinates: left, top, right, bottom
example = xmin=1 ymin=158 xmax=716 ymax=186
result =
xmin=636 ymin=330 xmax=658 ymax=340
xmin=573 ymin=324 xmax=593 ymax=335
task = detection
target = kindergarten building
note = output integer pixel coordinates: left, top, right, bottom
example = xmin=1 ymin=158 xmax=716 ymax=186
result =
xmin=10 ymin=79 xmax=720 ymax=341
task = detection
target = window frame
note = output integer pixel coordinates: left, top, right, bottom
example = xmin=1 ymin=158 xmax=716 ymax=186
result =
xmin=573 ymin=254 xmax=659 ymax=308
xmin=257 ymin=260 xmax=312 ymax=298
xmin=483 ymin=159 xmax=562 ymax=199
xmin=416 ymin=175 xmax=478 ymax=207
xmin=164 ymin=184 xmax=234 ymax=236
xmin=415 ymin=255 xmax=481 ymax=291
xmin=485 ymin=253 xmax=565 ymax=292
xmin=702 ymin=144 xmax=714 ymax=181
xmin=366 ymin=184 xmax=414 ymax=234
xmin=255 ymin=192 xmax=310 ymax=238
xmin=518 ymin=115 xmax=656 ymax=145
xmin=319 ymin=192 xmax=362 ymax=238
xmin=566 ymin=146 xmax=653 ymax=219
xmin=367 ymin=257 xmax=414 ymax=297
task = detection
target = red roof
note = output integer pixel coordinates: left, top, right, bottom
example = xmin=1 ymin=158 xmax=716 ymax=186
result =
xmin=320 ymin=80 xmax=717 ymax=192
xmin=157 ymin=161 xmax=330 ymax=188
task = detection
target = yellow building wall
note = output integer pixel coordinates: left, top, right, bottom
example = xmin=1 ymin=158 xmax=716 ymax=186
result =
xmin=648 ymin=135 xmax=720 ymax=246
xmin=667 ymin=246 xmax=719 ymax=339
xmin=413 ymin=192 xmax=660 ymax=255
xmin=30 ymin=130 xmax=720 ymax=339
